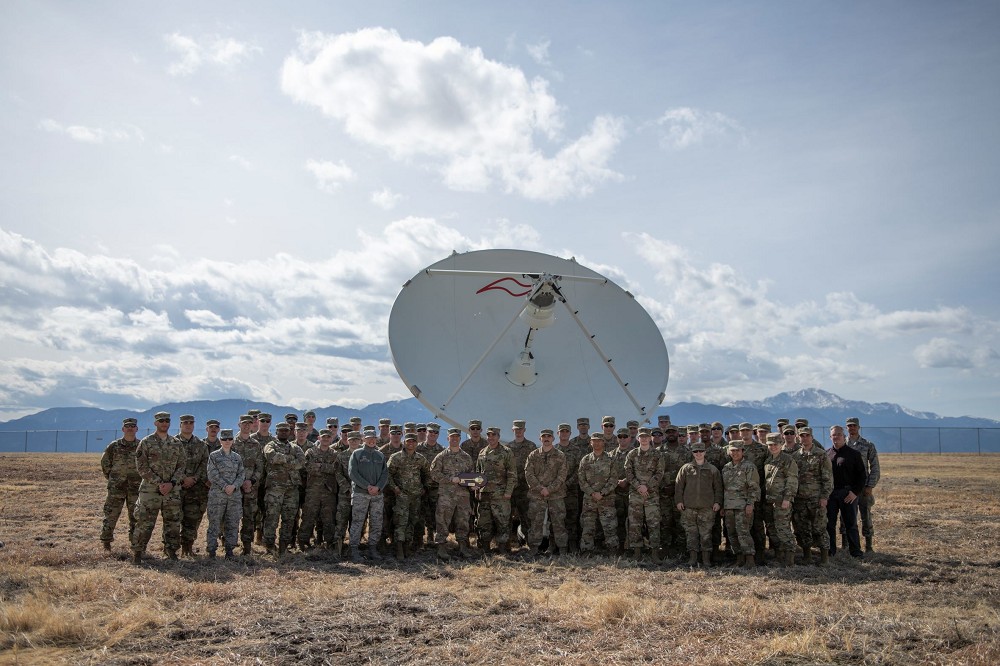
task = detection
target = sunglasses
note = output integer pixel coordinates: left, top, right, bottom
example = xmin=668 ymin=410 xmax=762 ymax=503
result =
xmin=470 ymin=426 xmax=481 ymax=430
xmin=259 ymin=418 xmax=272 ymax=422
xmin=617 ymin=434 xmax=629 ymax=439
xmin=155 ymin=418 xmax=170 ymax=423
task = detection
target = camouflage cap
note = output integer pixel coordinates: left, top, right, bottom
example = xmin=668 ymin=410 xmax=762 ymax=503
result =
xmin=727 ymin=424 xmax=739 ymax=432
xmin=577 ymin=417 xmax=590 ymax=425
xmin=347 ymin=431 xmax=362 ymax=441
xmin=757 ymin=423 xmax=772 ymax=431
xmin=294 ymin=422 xmax=309 ymax=430
xmin=447 ymin=427 xmax=461 ymax=436
xmin=512 ymin=419 xmax=526 ymax=429
xmin=284 ymin=413 xmax=298 ymax=421
xmin=362 ymin=425 xmax=377 ymax=433
xmin=378 ymin=418 xmax=391 ymax=426
xmin=303 ymin=410 xmax=316 ymax=418
xmin=663 ymin=424 xmax=679 ymax=432
xmin=403 ymin=433 xmax=418 ymax=442
xmin=728 ymin=440 xmax=745 ymax=450
xmin=239 ymin=415 xmax=253 ymax=424
xmin=776 ymin=418 xmax=789 ymax=426
xmin=738 ymin=422 xmax=753 ymax=430
xmin=275 ymin=422 xmax=291 ymax=431
xmin=540 ymin=428 xmax=554 ymax=436
xmin=690 ymin=441 xmax=706 ymax=452
xmin=220 ymin=429 xmax=234 ymax=440
xmin=846 ymin=417 xmax=861 ymax=426
xmin=349 ymin=416 xmax=363 ymax=424
xmin=657 ymin=414 xmax=671 ymax=423
xmin=711 ymin=421 xmax=724 ymax=429
xmin=686 ymin=425 xmax=699 ymax=433
xmin=404 ymin=422 xmax=416 ymax=430
xmin=627 ymin=420 xmax=639 ymax=428
xmin=427 ymin=423 xmax=441 ymax=433
xmin=362 ymin=430 xmax=377 ymax=439
xmin=247 ymin=409 xmax=261 ymax=417
xmin=487 ymin=427 xmax=501 ymax=435
xmin=782 ymin=425 xmax=796 ymax=434
xmin=698 ymin=423 xmax=711 ymax=431
xmin=637 ymin=427 xmax=652 ymax=436
xmin=319 ymin=429 xmax=333 ymax=437
xmin=557 ymin=423 xmax=572 ymax=431
xmin=766 ymin=433 xmax=783 ymax=444
xmin=795 ymin=418 xmax=809 ymax=427
xmin=258 ymin=412 xmax=272 ymax=420
xmin=178 ymin=414 xmax=195 ymax=422
xmin=416 ymin=423 xmax=427 ymax=431
xmin=206 ymin=419 xmax=220 ymax=427
xmin=468 ymin=419 xmax=483 ymax=428
xmin=389 ymin=425 xmax=402 ymax=434
xmin=340 ymin=423 xmax=352 ymax=431
xmin=326 ymin=417 xmax=339 ymax=425
xmin=590 ymin=432 xmax=605 ymax=440
xmin=798 ymin=426 xmax=813 ymax=436
xmin=651 ymin=428 xmax=663 ymax=436
xmin=122 ymin=417 xmax=138 ymax=426
xmin=617 ymin=428 xmax=629 ymax=436
xmin=602 ymin=416 xmax=615 ymax=425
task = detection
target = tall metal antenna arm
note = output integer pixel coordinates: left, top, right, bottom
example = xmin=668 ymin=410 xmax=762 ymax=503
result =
xmin=440 ymin=297 xmax=531 ymax=411
xmin=559 ymin=298 xmax=644 ymax=413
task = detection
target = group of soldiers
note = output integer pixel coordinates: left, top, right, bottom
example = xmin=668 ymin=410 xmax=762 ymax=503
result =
xmin=100 ymin=410 xmax=880 ymax=567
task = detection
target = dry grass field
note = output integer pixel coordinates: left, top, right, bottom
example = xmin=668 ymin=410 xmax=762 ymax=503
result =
xmin=1 ymin=453 xmax=998 ymax=665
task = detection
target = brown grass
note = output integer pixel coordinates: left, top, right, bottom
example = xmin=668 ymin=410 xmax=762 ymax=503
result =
xmin=1 ymin=453 xmax=999 ymax=665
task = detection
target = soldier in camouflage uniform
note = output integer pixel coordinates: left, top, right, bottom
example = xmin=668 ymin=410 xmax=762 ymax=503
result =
xmin=701 ymin=423 xmax=729 ymax=561
xmin=100 ymin=417 xmax=142 ymax=551
xmin=262 ymin=422 xmax=306 ymax=556
xmin=763 ymin=433 xmax=799 ymax=567
xmin=376 ymin=418 xmax=392 ymax=447
xmin=555 ymin=423 xmax=584 ymax=552
xmin=204 ymin=419 xmax=222 ymax=453
xmin=249 ymin=410 xmax=271 ymax=545
xmin=846 ymin=417 xmax=880 ymax=552
xmin=299 ymin=429 xmax=340 ymax=550
xmin=176 ymin=414 xmax=209 ymax=557
xmin=378 ymin=425 xmax=405 ymax=552
xmin=506 ymin=419 xmax=536 ymax=547
xmin=675 ymin=441 xmax=722 ymax=567
xmin=415 ymin=423 xmax=445 ymax=547
xmin=348 ymin=431 xmax=389 ymax=563
xmin=792 ymin=427 xmax=833 ymax=565
xmin=721 ymin=439 xmax=760 ymax=567
xmin=568 ymin=417 xmax=592 ymax=451
xmin=624 ymin=428 xmax=663 ymax=561
xmin=205 ymin=429 xmax=245 ymax=559
xmin=132 ymin=412 xmax=187 ymax=563
xmin=578 ymin=432 xmax=619 ymax=554
xmin=291 ymin=422 xmax=315 ymax=546
xmin=657 ymin=424 xmax=692 ymax=557
xmin=609 ymin=427 xmax=634 ymax=552
xmin=232 ymin=415 xmax=264 ymax=555
xmin=430 ymin=428 xmax=475 ymax=560
xmin=387 ymin=433 xmax=430 ymax=559
xmin=524 ymin=429 xmax=568 ymax=557
xmin=303 ymin=410 xmax=320 ymax=443
xmin=461 ymin=420 xmax=487 ymax=548
xmin=475 ymin=426 xmax=516 ymax=553
xmin=332 ymin=431 xmax=361 ymax=556
xmin=739 ymin=422 xmax=769 ymax=563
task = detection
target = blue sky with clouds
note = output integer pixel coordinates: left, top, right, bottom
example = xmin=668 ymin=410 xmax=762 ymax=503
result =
xmin=1 ymin=1 xmax=998 ymax=421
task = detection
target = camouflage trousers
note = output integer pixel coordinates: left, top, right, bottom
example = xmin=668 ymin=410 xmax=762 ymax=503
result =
xmin=101 ymin=479 xmax=139 ymax=545
xmin=763 ymin=501 xmax=795 ymax=552
xmin=614 ymin=489 xmax=629 ymax=548
xmin=349 ymin=491 xmax=384 ymax=547
xmin=527 ymin=495 xmax=567 ymax=549
xmin=334 ymin=489 xmax=352 ymax=544
xmin=467 ymin=489 xmax=479 ymax=542
xmin=381 ymin=490 xmax=397 ymax=544
xmin=563 ymin=487 xmax=581 ymax=549
xmin=393 ymin=491 xmax=423 ymax=544
xmin=751 ymin=500 xmax=766 ymax=553
xmin=132 ymin=488 xmax=182 ymax=555
xmin=858 ymin=493 xmax=874 ymax=538
xmin=580 ymin=494 xmax=618 ymax=551
xmin=417 ymin=488 xmax=438 ymax=542
xmin=723 ymin=508 xmax=754 ymax=555
xmin=681 ymin=506 xmax=716 ymax=552
xmin=511 ymin=484 xmax=530 ymax=543
xmin=627 ymin=492 xmax=660 ymax=548
xmin=206 ymin=490 xmax=242 ymax=552
xmin=792 ymin=497 xmax=830 ymax=551
xmin=299 ymin=485 xmax=337 ymax=547
xmin=475 ymin=492 xmax=511 ymax=545
xmin=658 ymin=486 xmax=684 ymax=551
xmin=263 ymin=483 xmax=300 ymax=548
xmin=435 ymin=489 xmax=471 ymax=544
xmin=180 ymin=486 xmax=208 ymax=548
xmin=239 ymin=488 xmax=259 ymax=546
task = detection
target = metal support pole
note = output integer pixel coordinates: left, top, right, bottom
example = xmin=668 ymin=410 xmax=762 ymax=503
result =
xmin=938 ymin=428 xmax=942 ymax=454
xmin=55 ymin=430 xmax=59 ymax=453
xmin=85 ymin=430 xmax=89 ymax=453
xmin=24 ymin=431 xmax=28 ymax=453
xmin=978 ymin=428 xmax=981 ymax=456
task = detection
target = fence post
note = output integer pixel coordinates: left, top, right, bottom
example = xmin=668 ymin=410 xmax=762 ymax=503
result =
xmin=978 ymin=428 xmax=981 ymax=456
xmin=85 ymin=430 xmax=89 ymax=453
xmin=24 ymin=431 xmax=28 ymax=453
xmin=898 ymin=427 xmax=902 ymax=454
xmin=55 ymin=430 xmax=59 ymax=453
xmin=938 ymin=428 xmax=942 ymax=454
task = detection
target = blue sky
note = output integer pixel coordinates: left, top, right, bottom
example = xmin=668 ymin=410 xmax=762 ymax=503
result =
xmin=1 ymin=1 xmax=998 ymax=421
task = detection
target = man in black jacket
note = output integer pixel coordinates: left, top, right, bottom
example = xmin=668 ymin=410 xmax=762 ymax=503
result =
xmin=826 ymin=425 xmax=868 ymax=558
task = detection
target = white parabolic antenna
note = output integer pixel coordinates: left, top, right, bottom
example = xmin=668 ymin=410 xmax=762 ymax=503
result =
xmin=387 ymin=249 xmax=669 ymax=433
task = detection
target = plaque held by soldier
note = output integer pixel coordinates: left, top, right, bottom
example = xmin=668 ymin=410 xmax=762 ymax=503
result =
xmin=456 ymin=472 xmax=486 ymax=488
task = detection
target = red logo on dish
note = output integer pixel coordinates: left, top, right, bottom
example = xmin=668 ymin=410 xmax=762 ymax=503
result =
xmin=476 ymin=277 xmax=533 ymax=297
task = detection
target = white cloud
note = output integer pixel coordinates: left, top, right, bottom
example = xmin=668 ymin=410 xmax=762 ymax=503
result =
xmin=165 ymin=32 xmax=261 ymax=76
xmin=654 ymin=107 xmax=745 ymax=150
xmin=914 ymin=338 xmax=998 ymax=370
xmin=39 ymin=119 xmax=144 ymax=144
xmin=229 ymin=154 xmax=252 ymax=170
xmin=371 ymin=187 xmax=403 ymax=210
xmin=281 ymin=28 xmax=624 ymax=201
xmin=526 ymin=39 xmax=552 ymax=66
xmin=305 ymin=159 xmax=356 ymax=193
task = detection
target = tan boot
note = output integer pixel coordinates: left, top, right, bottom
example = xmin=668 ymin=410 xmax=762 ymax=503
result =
xmin=743 ymin=553 xmax=755 ymax=568
xmin=701 ymin=550 xmax=712 ymax=568
xmin=688 ymin=550 xmax=698 ymax=566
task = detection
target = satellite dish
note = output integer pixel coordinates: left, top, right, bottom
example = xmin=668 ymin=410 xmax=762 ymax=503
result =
xmin=387 ymin=249 xmax=669 ymax=433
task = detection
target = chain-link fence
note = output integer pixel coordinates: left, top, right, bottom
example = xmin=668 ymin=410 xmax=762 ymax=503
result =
xmin=1 ymin=426 xmax=999 ymax=454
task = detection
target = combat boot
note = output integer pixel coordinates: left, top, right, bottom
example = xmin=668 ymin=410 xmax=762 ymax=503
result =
xmin=841 ymin=533 xmax=848 ymax=551
xmin=181 ymin=544 xmax=192 ymax=558
xmin=701 ymin=550 xmax=712 ymax=568
xmin=688 ymin=551 xmax=698 ymax=566
xmin=819 ymin=548 xmax=829 ymax=566
xmin=735 ymin=554 xmax=745 ymax=567
xmin=652 ymin=548 xmax=663 ymax=564
xmin=755 ymin=549 xmax=765 ymax=566
xmin=132 ymin=551 xmax=143 ymax=565
xmin=802 ymin=546 xmax=813 ymax=564
xmin=459 ymin=542 xmax=476 ymax=559
xmin=102 ymin=541 xmax=112 ymax=552
xmin=785 ymin=549 xmax=796 ymax=567
xmin=207 ymin=550 xmax=216 ymax=559
xmin=350 ymin=545 xmax=362 ymax=563
xmin=633 ymin=546 xmax=643 ymax=561
xmin=367 ymin=545 xmax=383 ymax=561
xmin=743 ymin=553 xmax=755 ymax=568
xmin=396 ymin=542 xmax=405 ymax=560
xmin=277 ymin=544 xmax=287 ymax=558
xmin=334 ymin=540 xmax=343 ymax=559
xmin=166 ymin=550 xmax=179 ymax=560
xmin=865 ymin=535 xmax=874 ymax=553
xmin=437 ymin=545 xmax=451 ymax=561
xmin=242 ymin=541 xmax=253 ymax=556
xmin=225 ymin=548 xmax=235 ymax=560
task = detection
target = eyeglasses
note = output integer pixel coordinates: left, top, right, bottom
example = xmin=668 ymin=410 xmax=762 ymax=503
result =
xmin=711 ymin=427 xmax=722 ymax=430
xmin=470 ymin=426 xmax=481 ymax=430
xmin=124 ymin=424 xmax=138 ymax=428
xmin=259 ymin=418 xmax=272 ymax=423
xmin=617 ymin=434 xmax=629 ymax=439
xmin=155 ymin=418 xmax=170 ymax=423
xmin=221 ymin=437 xmax=234 ymax=442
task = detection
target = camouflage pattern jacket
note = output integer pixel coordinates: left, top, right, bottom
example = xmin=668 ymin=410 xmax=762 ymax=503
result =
xmin=177 ymin=434 xmax=209 ymax=489
xmin=577 ymin=452 xmax=620 ymax=498
xmin=263 ymin=439 xmax=305 ymax=489
xmin=624 ymin=446 xmax=663 ymax=496
xmin=101 ymin=437 xmax=141 ymax=486
xmin=763 ymin=452 xmax=799 ymax=504
xmin=507 ymin=439 xmax=537 ymax=489
xmin=476 ymin=445 xmax=517 ymax=497
xmin=232 ymin=435 xmax=265 ymax=497
xmin=335 ymin=448 xmax=356 ymax=496
xmin=792 ymin=445 xmax=833 ymax=500
xmin=304 ymin=446 xmax=339 ymax=492
xmin=416 ymin=442 xmax=444 ymax=491
xmin=524 ymin=447 xmax=567 ymax=500
xmin=658 ymin=444 xmax=692 ymax=493
xmin=609 ymin=444 xmax=634 ymax=494
xmin=431 ymin=448 xmax=474 ymax=498
xmin=135 ymin=434 xmax=187 ymax=493
xmin=722 ymin=460 xmax=760 ymax=510
xmin=460 ymin=437 xmax=487 ymax=463
xmin=207 ymin=449 xmax=245 ymax=496
xmin=557 ymin=442 xmax=585 ymax=491
xmin=387 ymin=450 xmax=430 ymax=496
xmin=848 ymin=436 xmax=880 ymax=488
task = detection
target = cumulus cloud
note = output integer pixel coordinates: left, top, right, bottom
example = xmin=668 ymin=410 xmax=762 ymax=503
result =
xmin=526 ymin=39 xmax=552 ymax=66
xmin=305 ymin=159 xmax=356 ymax=193
xmin=371 ymin=187 xmax=403 ymax=210
xmin=229 ymin=154 xmax=252 ymax=170
xmin=281 ymin=28 xmax=624 ymax=201
xmin=165 ymin=32 xmax=261 ymax=76
xmin=654 ymin=107 xmax=745 ymax=150
xmin=39 ymin=119 xmax=144 ymax=144
xmin=914 ymin=338 xmax=998 ymax=370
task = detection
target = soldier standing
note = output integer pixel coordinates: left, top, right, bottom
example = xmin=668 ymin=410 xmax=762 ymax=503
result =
xmin=763 ymin=433 xmax=799 ymax=567
xmin=739 ymin=422 xmax=769 ymax=564
xmin=657 ymin=424 xmax=692 ymax=558
xmin=524 ymin=429 xmax=568 ymax=558
xmin=578 ymin=432 xmax=619 ymax=555
xmin=298 ymin=429 xmax=340 ymax=550
xmin=624 ymin=428 xmax=663 ymax=562
xmin=568 ymin=417 xmax=592 ymax=451
xmin=387 ymin=433 xmax=430 ymax=559
xmin=332 ymin=431 xmax=361 ymax=557
xmin=461 ymin=420 xmax=487 ymax=548
xmin=204 ymin=419 xmax=222 ymax=453
xmin=506 ymin=419 xmax=536 ymax=547
xmin=132 ymin=412 xmax=186 ymax=564
xmin=100 ymin=417 xmax=142 ymax=551
xmin=430 ymin=428 xmax=475 ymax=560
xmin=675 ymin=441 xmax=722 ymax=567
xmin=721 ymin=440 xmax=760 ymax=567
xmin=262 ymin=422 xmax=305 ymax=556
xmin=702 ymin=423 xmax=729 ymax=561
xmin=378 ymin=425 xmax=405 ymax=553
xmin=205 ymin=429 xmax=245 ymax=559
xmin=792 ymin=427 xmax=833 ymax=565
xmin=177 ymin=414 xmax=209 ymax=557
xmin=348 ymin=431 xmax=389 ymax=563
xmin=609 ymin=427 xmax=634 ymax=552
xmin=251 ymin=413 xmax=276 ymax=545
xmin=415 ymin=423 xmax=445 ymax=547
xmin=475 ymin=426 xmax=516 ymax=554
xmin=846 ymin=417 xmax=880 ymax=552
xmin=232 ymin=415 xmax=264 ymax=556
xmin=556 ymin=423 xmax=584 ymax=553
xmin=303 ymin=410 xmax=320 ymax=443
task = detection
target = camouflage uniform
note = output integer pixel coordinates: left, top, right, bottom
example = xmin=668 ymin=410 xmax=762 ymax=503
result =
xmin=475 ymin=444 xmax=517 ymax=546
xmin=848 ymin=434 xmax=880 ymax=543
xmin=132 ymin=433 xmax=187 ymax=556
xmin=206 ymin=448 xmax=245 ymax=554
xmin=524 ymin=446 xmax=568 ymax=550
xmin=658 ymin=442 xmax=692 ymax=553
xmin=461 ymin=436 xmax=488 ymax=542
xmin=348 ymin=446 xmax=389 ymax=549
xmin=378 ymin=442 xmax=404 ymax=546
xmin=250 ymin=432 xmax=275 ymax=541
xmin=415 ymin=440 xmax=444 ymax=543
xmin=100 ymin=436 xmax=141 ymax=546
xmin=262 ymin=438 xmax=306 ymax=550
xmin=430 ymin=448 xmax=474 ymax=544
xmin=577 ymin=449 xmax=620 ymax=551
xmin=742 ymin=440 xmax=769 ymax=554
xmin=333 ymin=447 xmax=355 ymax=546
xmin=792 ymin=444 xmax=833 ymax=552
xmin=763 ymin=451 xmax=799 ymax=554
xmin=507 ymin=438 xmax=537 ymax=540
xmin=703 ymin=443 xmax=729 ymax=552
xmin=624 ymin=446 xmax=663 ymax=549
xmin=721 ymin=459 xmax=760 ymax=556
xmin=178 ymin=434 xmax=209 ymax=551
xmin=557 ymin=441 xmax=584 ymax=550
xmin=675 ymin=461 xmax=723 ymax=552
xmin=232 ymin=434 xmax=265 ymax=550
xmin=609 ymin=443 xmax=634 ymax=548
xmin=387 ymin=450 xmax=430 ymax=545
xmin=299 ymin=446 xmax=340 ymax=547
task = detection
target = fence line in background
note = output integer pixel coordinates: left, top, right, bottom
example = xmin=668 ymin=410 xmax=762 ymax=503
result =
xmin=1 ymin=426 xmax=998 ymax=454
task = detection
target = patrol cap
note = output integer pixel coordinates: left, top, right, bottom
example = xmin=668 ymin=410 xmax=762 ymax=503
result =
xmin=349 ymin=416 xmax=363 ymax=424
xmin=426 ymin=423 xmax=441 ymax=433
xmin=179 ymin=414 xmax=195 ymax=423
xmin=239 ymin=414 xmax=253 ymax=424
xmin=664 ymin=424 xmax=679 ymax=432
xmin=389 ymin=425 xmax=402 ymax=434
xmin=404 ymin=433 xmax=418 ymax=442
xmin=577 ymin=417 xmax=590 ymax=425
xmin=657 ymin=414 xmax=671 ymax=423
xmin=326 ymin=417 xmax=339 ymax=425
xmin=294 ymin=422 xmax=309 ymax=430
xmin=557 ymin=423 xmax=572 ymax=432
xmin=738 ymin=422 xmax=753 ymax=430
xmin=651 ymin=428 xmax=663 ymax=436
xmin=379 ymin=418 xmax=391 ymax=426
xmin=247 ymin=409 xmax=262 ymax=417
xmin=698 ymin=423 xmax=711 ymax=431
xmin=627 ymin=420 xmax=639 ymax=428
xmin=686 ymin=425 xmax=699 ymax=433
xmin=347 ymin=431 xmax=362 ymax=441
xmin=284 ymin=413 xmax=298 ymax=421
xmin=275 ymin=422 xmax=291 ymax=431
xmin=540 ymin=428 xmax=554 ymax=436
xmin=690 ymin=442 xmax=706 ymax=452
xmin=416 ymin=423 xmax=427 ymax=431
xmin=362 ymin=430 xmax=377 ymax=439
xmin=220 ymin=429 xmax=234 ymax=440
xmin=487 ymin=426 xmax=501 ymax=435
xmin=206 ymin=419 xmax=220 ymax=427
xmin=590 ymin=432 xmax=605 ymax=440
xmin=404 ymin=422 xmax=416 ymax=430
xmin=512 ymin=419 xmax=526 ymax=429
xmin=711 ymin=421 xmax=724 ymax=430
xmin=340 ymin=423 xmax=352 ymax=431
xmin=304 ymin=410 xmax=316 ymax=418
xmin=258 ymin=412 xmax=272 ymax=421
xmin=798 ymin=426 xmax=813 ymax=436
xmin=617 ymin=428 xmax=629 ymax=437
xmin=447 ymin=427 xmax=461 ymax=436
xmin=727 ymin=424 xmax=739 ymax=432
xmin=766 ymin=433 xmax=783 ymax=445
xmin=782 ymin=425 xmax=796 ymax=434
xmin=757 ymin=423 xmax=772 ymax=432
xmin=846 ymin=417 xmax=861 ymax=426
xmin=795 ymin=418 xmax=809 ymax=427
xmin=776 ymin=418 xmax=789 ymax=426
xmin=319 ymin=429 xmax=333 ymax=437
xmin=122 ymin=417 xmax=138 ymax=426
xmin=637 ymin=427 xmax=651 ymax=436
xmin=602 ymin=416 xmax=615 ymax=426
xmin=728 ymin=440 xmax=745 ymax=450
xmin=468 ymin=419 xmax=483 ymax=428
